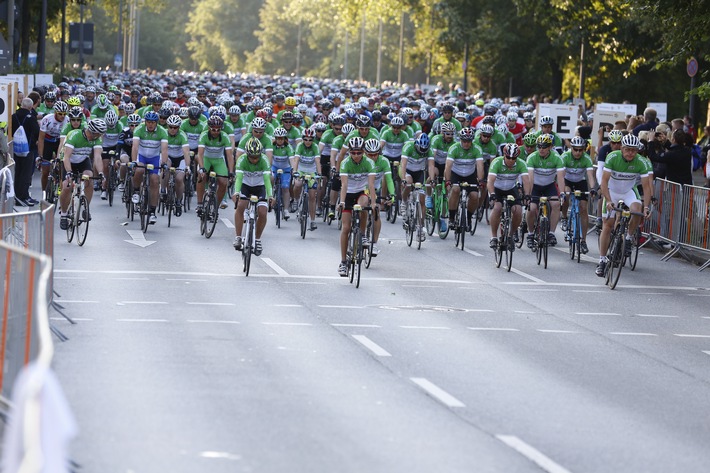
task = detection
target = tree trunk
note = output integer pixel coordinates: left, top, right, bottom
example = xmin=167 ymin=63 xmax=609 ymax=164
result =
xmin=549 ymin=58 xmax=563 ymax=102
xmin=20 ymin=0 xmax=31 ymax=68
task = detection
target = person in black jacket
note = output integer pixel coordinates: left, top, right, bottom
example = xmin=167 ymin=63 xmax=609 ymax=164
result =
xmin=11 ymin=98 xmax=40 ymax=207
xmin=650 ymin=129 xmax=693 ymax=186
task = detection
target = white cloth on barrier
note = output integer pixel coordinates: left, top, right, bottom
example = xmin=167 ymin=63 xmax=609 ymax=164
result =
xmin=1 ymin=362 xmax=78 ymax=473
xmin=0 ymin=166 xmax=14 ymax=200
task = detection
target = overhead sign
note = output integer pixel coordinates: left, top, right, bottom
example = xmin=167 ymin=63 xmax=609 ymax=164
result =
xmin=597 ymin=102 xmax=637 ymax=117
xmin=68 ymin=23 xmax=94 ymax=55
xmin=647 ymin=102 xmax=667 ymax=123
xmin=0 ymin=35 xmax=11 ymax=75
xmin=537 ymin=104 xmax=577 ymax=139
xmin=35 ymin=74 xmax=54 ymax=86
xmin=688 ymin=57 xmax=698 ymax=78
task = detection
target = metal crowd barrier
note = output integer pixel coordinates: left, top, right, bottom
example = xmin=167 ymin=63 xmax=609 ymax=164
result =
xmin=0 ymin=156 xmax=14 ymax=215
xmin=671 ymin=184 xmax=710 ymax=271
xmin=646 ymin=178 xmax=683 ymax=251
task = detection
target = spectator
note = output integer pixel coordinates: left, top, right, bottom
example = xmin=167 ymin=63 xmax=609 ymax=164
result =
xmin=684 ymin=115 xmax=697 ymax=141
xmin=632 ymin=107 xmax=658 ymax=136
xmin=671 ymin=118 xmax=684 ymax=132
xmin=11 ymin=97 xmax=40 ymax=207
xmin=650 ymin=129 xmax=693 ymax=186
xmin=646 ymin=124 xmax=671 ymax=179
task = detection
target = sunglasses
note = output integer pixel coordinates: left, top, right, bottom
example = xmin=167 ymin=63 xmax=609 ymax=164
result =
xmin=252 ymin=129 xmax=264 ymax=133
xmin=350 ymin=151 xmax=363 ymax=156
xmin=366 ymin=152 xmax=379 ymax=158
xmin=70 ymin=118 xmax=82 ymax=122
xmin=481 ymin=134 xmax=491 ymax=138
xmin=504 ymin=156 xmax=517 ymax=160
xmin=168 ymin=125 xmax=180 ymax=130
xmin=537 ymin=144 xmax=551 ymax=149
xmin=209 ymin=127 xmax=222 ymax=133
xmin=302 ymin=138 xmax=313 ymax=142
xmin=46 ymin=99 xmax=55 ymax=103
xmin=55 ymin=113 xmax=66 ymax=117
xmin=333 ymin=127 xmax=342 ymax=131
xmin=282 ymin=120 xmax=292 ymax=124
xmin=572 ymin=147 xmax=584 ymax=152
xmin=392 ymin=126 xmax=402 ymax=130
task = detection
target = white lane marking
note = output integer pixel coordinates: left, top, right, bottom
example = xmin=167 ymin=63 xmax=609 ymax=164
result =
xmin=702 ymin=351 xmax=710 ymax=356
xmin=318 ymin=305 xmax=364 ymax=309
xmin=186 ymin=302 xmax=236 ymax=306
xmin=636 ymin=314 xmax=678 ymax=318
xmin=199 ymin=450 xmax=242 ymax=460
xmin=262 ymin=322 xmax=313 ymax=326
xmin=274 ymin=304 xmax=303 ymax=307
xmin=537 ymin=329 xmax=579 ymax=334
xmin=331 ymin=323 xmax=381 ymax=328
xmin=124 ymin=229 xmax=156 ymax=248
xmin=118 ymin=301 xmax=168 ymax=305
xmin=411 ymin=378 xmax=465 ymax=408
xmin=116 ymin=318 xmax=168 ymax=323
xmin=575 ymin=312 xmax=620 ymax=316
xmin=639 ymin=292 xmax=670 ymax=295
xmin=187 ymin=320 xmax=240 ymax=324
xmin=468 ymin=327 xmax=520 ymax=332
xmin=553 ymin=245 xmax=597 ymax=263
xmin=352 ymin=335 xmax=392 ymax=357
xmin=520 ymin=288 xmax=558 ymax=292
xmin=284 ymin=281 xmax=327 ymax=285
xmin=50 ymin=317 xmax=94 ymax=321
xmin=514 ymin=310 xmax=536 ymax=314
xmin=510 ymin=268 xmax=545 ymax=283
xmin=572 ymin=290 xmax=605 ymax=293
xmin=54 ymin=276 xmax=87 ymax=280
xmin=687 ymin=294 xmax=710 ymax=297
xmin=220 ymin=217 xmax=235 ymax=229
xmin=110 ymin=277 xmax=150 ymax=281
xmin=52 ymin=300 xmax=99 ymax=303
xmin=166 ymin=278 xmax=207 ymax=282
xmin=400 ymin=326 xmax=450 ymax=330
xmin=261 ymin=257 xmax=289 ymax=276
xmin=496 ymin=435 xmax=572 ymax=473
xmin=467 ymin=309 xmax=495 ymax=313
xmin=463 ymin=248 xmax=484 ymax=257
xmin=402 ymin=284 xmax=442 ymax=288
xmin=675 ymin=334 xmax=710 ymax=338
xmin=609 ymin=332 xmax=658 ymax=336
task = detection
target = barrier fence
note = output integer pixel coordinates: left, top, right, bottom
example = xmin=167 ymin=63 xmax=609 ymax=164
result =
xmin=0 ymin=157 xmax=14 ymax=215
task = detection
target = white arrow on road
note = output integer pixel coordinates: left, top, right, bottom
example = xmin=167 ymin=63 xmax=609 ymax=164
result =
xmin=124 ymin=229 xmax=156 ymax=248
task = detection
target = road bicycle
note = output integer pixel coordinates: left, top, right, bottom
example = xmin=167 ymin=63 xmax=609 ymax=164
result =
xmin=200 ymin=171 xmax=219 ymax=238
xmin=604 ymin=201 xmax=645 ymax=290
xmin=402 ymin=181 xmax=425 ymax=250
xmin=159 ymin=165 xmax=178 ymax=228
xmin=494 ymin=194 xmax=516 ymax=272
xmin=294 ymin=172 xmax=320 ymax=239
xmin=44 ymin=157 xmax=62 ymax=209
xmin=184 ymin=153 xmax=196 ymax=211
xmin=564 ymin=190 xmax=588 ymax=263
xmin=122 ymin=162 xmax=136 ymax=221
xmin=453 ymin=182 xmax=474 ymax=251
xmin=65 ymin=174 xmax=100 ymax=246
xmin=321 ymin=169 xmax=334 ymax=223
xmin=273 ymin=169 xmax=285 ymax=228
xmin=106 ymin=150 xmax=119 ymax=207
xmin=531 ymin=196 xmax=558 ymax=269
xmin=386 ymin=161 xmax=402 ymax=224
xmin=425 ymin=176 xmax=449 ymax=239
xmin=346 ymin=204 xmax=372 ymax=288
xmin=241 ymin=195 xmax=260 ymax=277
xmin=135 ymin=163 xmax=155 ymax=234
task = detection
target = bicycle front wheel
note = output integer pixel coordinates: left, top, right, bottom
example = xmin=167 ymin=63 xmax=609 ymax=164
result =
xmin=66 ymin=196 xmax=76 ymax=243
xmin=76 ymin=196 xmax=90 ymax=246
xmin=204 ymin=194 xmax=218 ymax=239
xmin=629 ymin=228 xmax=640 ymax=271
xmin=541 ymin=218 xmax=549 ymax=269
xmin=415 ymin=201 xmax=423 ymax=250
xmin=425 ymin=205 xmax=436 ymax=236
xmin=608 ymin=237 xmax=624 ymax=289
xmin=300 ymin=195 xmax=308 ymax=239
xmin=458 ymin=206 xmax=467 ymax=251
xmin=167 ymin=190 xmax=174 ymax=228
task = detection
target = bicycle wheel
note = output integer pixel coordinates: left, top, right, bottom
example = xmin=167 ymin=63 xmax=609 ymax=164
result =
xmin=348 ymin=229 xmax=359 ymax=284
xmin=494 ymin=238 xmax=503 ymax=268
xmin=541 ymin=218 xmax=549 ymax=269
xmin=66 ymin=196 xmax=75 ymax=243
xmin=45 ymin=175 xmax=56 ymax=205
xmin=516 ymin=220 xmax=526 ymax=249
xmin=300 ymin=194 xmax=308 ymax=239
xmin=574 ymin=213 xmax=583 ymax=263
xmin=275 ymin=194 xmax=282 ymax=228
xmin=415 ymin=201 xmax=423 ymax=250
xmin=458 ymin=205 xmax=467 ymax=251
xmin=629 ymin=228 xmax=640 ymax=271
xmin=502 ymin=215 xmax=513 ymax=272
xmin=568 ymin=212 xmax=577 ymax=260
xmin=76 ymin=196 xmax=90 ymax=246
xmin=108 ymin=167 xmax=116 ymax=207
xmin=167 ymin=190 xmax=174 ymax=228
xmin=243 ymin=224 xmax=253 ymax=277
xmin=608 ymin=237 xmax=625 ymax=290
xmin=470 ymin=202 xmax=479 ymax=236
xmin=355 ymin=237 xmax=363 ymax=288
xmin=439 ymin=195 xmax=450 ymax=239
xmin=364 ymin=219 xmax=373 ymax=269
xmin=535 ymin=223 xmax=544 ymax=265
xmin=405 ymin=203 xmax=414 ymax=247
xmin=505 ymin=237 xmax=513 ymax=272
xmin=204 ymin=194 xmax=218 ymax=238
xmin=139 ymin=185 xmax=147 ymax=231
xmin=425 ymin=206 xmax=436 ymax=236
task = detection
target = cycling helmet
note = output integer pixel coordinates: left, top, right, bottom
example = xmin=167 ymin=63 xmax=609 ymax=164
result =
xmin=106 ymin=92 xmax=116 ymax=102
xmin=54 ymin=101 xmax=69 ymax=114
xmin=313 ymin=121 xmax=328 ymax=132
xmin=96 ymin=94 xmax=109 ymax=109
xmin=144 ymin=111 xmax=159 ymax=122
xmin=523 ymin=112 xmax=535 ymax=121
xmin=207 ymin=115 xmax=224 ymax=128
xmin=483 ymin=104 xmax=497 ymax=116
xmin=608 ymin=129 xmax=624 ymax=143
xmin=415 ymin=133 xmax=430 ymax=153
xmin=68 ymin=106 xmax=83 ymax=119
xmin=482 ymin=115 xmax=496 ymax=125
xmin=479 ymin=124 xmax=494 ymax=136
xmin=539 ymin=115 xmax=554 ymax=126
xmin=275 ymin=93 xmax=286 ymax=101
xmin=348 ymin=136 xmax=364 ymax=150
xmin=507 ymin=112 xmax=518 ymax=122
xmin=496 ymin=124 xmax=508 ymax=135
xmin=196 ymin=86 xmax=207 ymax=96
xmin=284 ymin=96 xmax=297 ymax=106
xmin=441 ymin=104 xmax=455 ymax=113
xmin=251 ymin=117 xmax=267 ymax=130
xmin=570 ymin=136 xmax=587 ymax=148
xmin=371 ymin=110 xmax=382 ymax=121
xmin=344 ymin=109 xmax=357 ymax=120
xmin=85 ymin=86 xmax=96 ymax=94
xmin=536 ymin=133 xmax=553 ymax=147
xmin=330 ymin=115 xmax=345 ymax=126
xmin=228 ymin=105 xmax=242 ymax=116
xmin=503 ymin=143 xmax=521 ymax=159
xmin=179 ymin=107 xmax=189 ymax=119
xmin=87 ymin=118 xmax=107 ymax=135
xmin=390 ymin=116 xmax=405 ymax=127
xmin=523 ymin=133 xmax=537 ymax=146
xmin=419 ymin=109 xmax=429 ymax=120
xmin=166 ymin=115 xmax=182 ymax=127
xmin=621 ymin=133 xmax=640 ymax=149
xmin=297 ymin=104 xmax=308 ymax=114
xmin=356 ymin=116 xmax=371 ymax=128
xmin=187 ymin=97 xmax=201 ymax=107
xmin=495 ymin=115 xmax=507 ymax=126
xmin=187 ymin=106 xmax=202 ymax=120
xmin=251 ymin=97 xmax=263 ymax=108
xmin=273 ymin=127 xmax=288 ymax=138
xmin=245 ymin=137 xmax=263 ymax=156
xmin=292 ymin=112 xmax=303 ymax=124
xmin=127 ymin=114 xmax=142 ymax=126
xmin=44 ymin=91 xmax=56 ymax=101
xmin=402 ymin=107 xmax=414 ymax=118
xmin=104 ymin=109 xmax=118 ymax=128
xmin=364 ymin=138 xmax=381 ymax=154
xmin=459 ymin=127 xmax=475 ymax=141
xmin=441 ymin=122 xmax=456 ymax=134
xmin=455 ymin=111 xmax=467 ymax=121
xmin=302 ymin=128 xmax=316 ymax=139
xmin=281 ymin=111 xmax=294 ymax=122
xmin=158 ymin=107 xmax=172 ymax=119
xmin=341 ymin=123 xmax=355 ymax=135
xmin=66 ymin=96 xmax=81 ymax=107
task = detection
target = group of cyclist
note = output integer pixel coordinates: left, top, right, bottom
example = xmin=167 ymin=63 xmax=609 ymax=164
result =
xmin=34 ymin=73 xmax=653 ymax=279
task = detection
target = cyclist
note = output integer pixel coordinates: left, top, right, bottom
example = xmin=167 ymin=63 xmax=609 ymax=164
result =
xmin=131 ymin=110 xmax=169 ymax=225
xmin=488 ymin=143 xmax=530 ymax=249
xmin=337 ymin=137 xmax=377 ymax=277
xmin=364 ymin=138 xmax=395 ymax=256
xmin=560 ymin=136 xmax=595 ymax=254
xmin=233 ymin=138 xmax=273 ymax=256
xmin=38 ymin=100 xmax=69 ymax=195
xmin=525 ymin=133 xmax=565 ymax=249
xmin=278 ymin=111 xmax=302 ymax=150
xmin=292 ymin=128 xmax=322 ymax=231
xmin=236 ymin=117 xmax=274 ymax=164
xmin=596 ymin=134 xmax=652 ymax=277
xmin=228 ymin=105 xmax=246 ymax=146
xmin=37 ymin=91 xmax=56 ymax=119
xmin=59 ymin=119 xmax=106 ymax=230
xmin=181 ymin=106 xmax=206 ymax=157
xmin=535 ymin=115 xmax=564 ymax=152
xmin=99 ymin=109 xmax=122 ymax=200
xmin=117 ymin=113 xmax=141 ymax=190
xmin=521 ymin=132 xmax=537 ymax=160
xmin=432 ymin=104 xmax=462 ymax=136
xmin=318 ymin=115 xmax=345 ymax=216
xmin=90 ymin=94 xmax=114 ymax=119
xmin=196 ymin=115 xmax=234 ymax=217
xmin=379 ymin=115 xmax=410 ymax=167
xmin=164 ymin=114 xmax=191 ymax=216
xmin=594 ymin=129 xmax=623 ymax=229
xmin=428 ymin=121 xmax=457 ymax=231
xmin=329 ymin=123 xmax=356 ymax=219
xmin=400 ymin=133 xmax=432 ymax=242
xmin=271 ymin=126 xmax=295 ymax=218
xmin=444 ymin=127 xmax=485 ymax=231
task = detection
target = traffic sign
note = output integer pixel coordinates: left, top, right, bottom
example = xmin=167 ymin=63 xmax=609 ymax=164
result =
xmin=114 ymin=54 xmax=122 ymax=68
xmin=687 ymin=57 xmax=698 ymax=78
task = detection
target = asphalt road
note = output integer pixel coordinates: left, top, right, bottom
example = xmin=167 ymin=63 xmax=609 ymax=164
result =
xmin=49 ymin=189 xmax=710 ymax=473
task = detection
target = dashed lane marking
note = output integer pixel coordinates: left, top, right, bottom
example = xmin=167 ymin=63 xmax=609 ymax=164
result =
xmin=609 ymin=332 xmax=658 ymax=336
xmin=352 ymin=335 xmax=392 ymax=357
xmin=410 ymin=378 xmax=465 ymax=408
xmin=496 ymin=435 xmax=573 ymax=473
xmin=261 ymin=257 xmax=289 ymax=276
xmin=467 ymin=327 xmax=520 ymax=332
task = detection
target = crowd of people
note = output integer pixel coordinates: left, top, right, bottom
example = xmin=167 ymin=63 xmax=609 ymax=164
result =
xmin=3 ymin=70 xmax=707 ymax=277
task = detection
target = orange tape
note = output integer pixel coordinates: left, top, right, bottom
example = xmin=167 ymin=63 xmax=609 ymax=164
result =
xmin=24 ymin=259 xmax=35 ymax=365
xmin=0 ymin=250 xmax=11 ymax=392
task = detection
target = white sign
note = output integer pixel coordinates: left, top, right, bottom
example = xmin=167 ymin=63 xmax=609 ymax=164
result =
xmin=537 ymin=104 xmax=577 ymax=139
xmin=0 ymin=83 xmax=9 ymax=127
xmin=647 ymin=102 xmax=667 ymax=123
xmin=35 ymin=74 xmax=54 ymax=86
xmin=591 ymin=109 xmax=627 ymax=149
xmin=4 ymin=74 xmax=29 ymax=95
xmin=597 ymin=102 xmax=637 ymax=117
